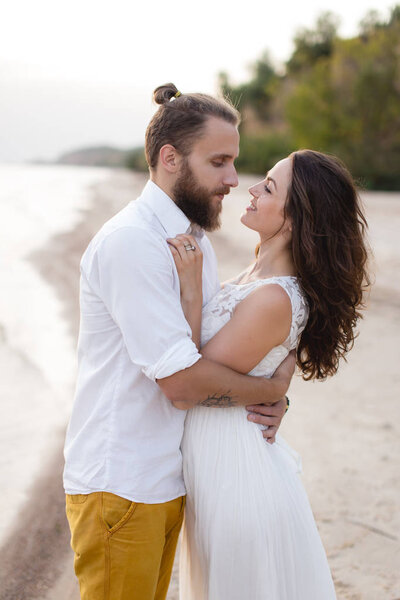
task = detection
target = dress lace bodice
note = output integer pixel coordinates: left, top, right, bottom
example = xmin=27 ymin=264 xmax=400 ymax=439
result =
xmin=201 ymin=276 xmax=309 ymax=378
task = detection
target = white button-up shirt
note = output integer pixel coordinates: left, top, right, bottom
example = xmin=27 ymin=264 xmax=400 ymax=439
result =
xmin=63 ymin=181 xmax=220 ymax=503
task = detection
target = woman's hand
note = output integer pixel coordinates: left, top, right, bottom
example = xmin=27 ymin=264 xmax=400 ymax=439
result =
xmin=167 ymin=234 xmax=203 ymax=304
xmin=167 ymin=234 xmax=203 ymax=349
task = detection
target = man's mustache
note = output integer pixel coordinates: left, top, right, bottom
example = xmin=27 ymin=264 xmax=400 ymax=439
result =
xmin=214 ymin=188 xmax=231 ymax=196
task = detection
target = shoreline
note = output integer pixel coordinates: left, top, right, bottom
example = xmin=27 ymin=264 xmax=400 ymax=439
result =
xmin=0 ymin=170 xmax=146 ymax=600
xmin=2 ymin=169 xmax=399 ymax=600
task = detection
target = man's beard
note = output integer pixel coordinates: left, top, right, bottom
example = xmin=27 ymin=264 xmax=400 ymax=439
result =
xmin=172 ymin=160 xmax=229 ymax=232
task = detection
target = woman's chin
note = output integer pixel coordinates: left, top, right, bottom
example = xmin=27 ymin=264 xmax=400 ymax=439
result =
xmin=240 ymin=211 xmax=257 ymax=231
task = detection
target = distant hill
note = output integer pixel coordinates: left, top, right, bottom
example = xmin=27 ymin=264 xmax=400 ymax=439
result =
xmin=56 ymin=145 xmax=129 ymax=167
xmin=55 ymin=145 xmax=148 ymax=172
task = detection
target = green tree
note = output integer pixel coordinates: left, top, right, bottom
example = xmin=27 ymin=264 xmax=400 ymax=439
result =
xmin=125 ymin=147 xmax=148 ymax=172
xmin=286 ymin=12 xmax=340 ymax=74
xmin=219 ymin=52 xmax=280 ymax=120
xmin=286 ymin=6 xmax=400 ymax=188
xmin=234 ymin=133 xmax=294 ymax=174
xmin=219 ymin=54 xmax=294 ymax=170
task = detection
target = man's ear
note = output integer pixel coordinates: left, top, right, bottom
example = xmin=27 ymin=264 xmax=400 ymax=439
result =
xmin=159 ymin=144 xmax=181 ymax=173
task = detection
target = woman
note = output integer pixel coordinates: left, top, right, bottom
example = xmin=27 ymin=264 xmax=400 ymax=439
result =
xmin=167 ymin=150 xmax=369 ymax=599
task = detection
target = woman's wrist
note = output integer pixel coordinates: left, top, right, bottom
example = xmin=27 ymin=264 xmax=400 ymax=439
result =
xmin=181 ymin=293 xmax=203 ymax=306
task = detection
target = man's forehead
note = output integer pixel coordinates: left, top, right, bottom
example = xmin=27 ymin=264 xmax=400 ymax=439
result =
xmin=199 ymin=117 xmax=238 ymax=140
xmin=194 ymin=122 xmax=240 ymax=158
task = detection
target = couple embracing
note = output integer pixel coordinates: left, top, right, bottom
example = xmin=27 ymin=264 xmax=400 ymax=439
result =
xmin=64 ymin=83 xmax=369 ymax=599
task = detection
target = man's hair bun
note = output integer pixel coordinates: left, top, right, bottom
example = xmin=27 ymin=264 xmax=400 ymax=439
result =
xmin=153 ymin=83 xmax=180 ymax=105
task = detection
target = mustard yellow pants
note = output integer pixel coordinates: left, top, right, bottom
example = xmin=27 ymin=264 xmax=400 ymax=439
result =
xmin=65 ymin=491 xmax=185 ymax=600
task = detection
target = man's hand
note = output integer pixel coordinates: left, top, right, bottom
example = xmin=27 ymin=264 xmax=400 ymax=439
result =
xmin=246 ymin=396 xmax=287 ymax=444
xmin=245 ymin=351 xmax=296 ymax=443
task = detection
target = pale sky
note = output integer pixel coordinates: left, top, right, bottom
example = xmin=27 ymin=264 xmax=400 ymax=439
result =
xmin=0 ymin=0 xmax=395 ymax=162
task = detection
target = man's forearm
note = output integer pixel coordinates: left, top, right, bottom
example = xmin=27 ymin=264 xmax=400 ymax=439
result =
xmin=157 ymin=357 xmax=289 ymax=410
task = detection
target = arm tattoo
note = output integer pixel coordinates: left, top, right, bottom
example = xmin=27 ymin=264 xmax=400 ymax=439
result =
xmin=199 ymin=391 xmax=238 ymax=408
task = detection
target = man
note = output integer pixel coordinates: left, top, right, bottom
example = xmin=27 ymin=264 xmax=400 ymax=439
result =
xmin=64 ymin=83 xmax=294 ymax=600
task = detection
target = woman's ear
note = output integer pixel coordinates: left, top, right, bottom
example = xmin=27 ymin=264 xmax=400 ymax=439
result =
xmin=283 ymin=218 xmax=293 ymax=238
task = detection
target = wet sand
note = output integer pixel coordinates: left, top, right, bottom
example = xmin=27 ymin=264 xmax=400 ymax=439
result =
xmin=2 ymin=170 xmax=399 ymax=600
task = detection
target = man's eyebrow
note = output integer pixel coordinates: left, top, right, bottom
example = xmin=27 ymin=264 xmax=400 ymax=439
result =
xmin=210 ymin=153 xmax=234 ymax=160
xmin=266 ymin=174 xmax=277 ymax=190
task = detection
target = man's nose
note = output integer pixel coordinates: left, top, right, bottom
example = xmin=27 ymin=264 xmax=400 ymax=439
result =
xmin=223 ymin=166 xmax=239 ymax=188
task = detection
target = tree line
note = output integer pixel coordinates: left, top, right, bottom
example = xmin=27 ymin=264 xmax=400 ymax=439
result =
xmin=124 ymin=8 xmax=400 ymax=189
xmin=217 ymin=6 xmax=400 ymax=190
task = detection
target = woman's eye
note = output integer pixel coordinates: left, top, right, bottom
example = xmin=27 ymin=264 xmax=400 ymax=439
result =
xmin=212 ymin=162 xmax=224 ymax=167
xmin=264 ymin=185 xmax=271 ymax=193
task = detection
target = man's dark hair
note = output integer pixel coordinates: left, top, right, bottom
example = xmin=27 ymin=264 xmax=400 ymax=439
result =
xmin=145 ymin=83 xmax=240 ymax=170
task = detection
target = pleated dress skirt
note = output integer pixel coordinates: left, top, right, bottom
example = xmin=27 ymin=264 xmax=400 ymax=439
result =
xmin=179 ymin=405 xmax=336 ymax=600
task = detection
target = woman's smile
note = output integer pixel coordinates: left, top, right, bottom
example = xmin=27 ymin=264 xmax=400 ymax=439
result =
xmin=246 ymin=198 xmax=257 ymax=211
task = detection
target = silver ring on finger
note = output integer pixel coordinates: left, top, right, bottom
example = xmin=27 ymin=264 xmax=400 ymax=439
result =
xmin=184 ymin=244 xmax=196 ymax=251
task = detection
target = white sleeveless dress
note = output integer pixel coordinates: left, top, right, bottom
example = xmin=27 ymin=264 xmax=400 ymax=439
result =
xmin=179 ymin=276 xmax=336 ymax=600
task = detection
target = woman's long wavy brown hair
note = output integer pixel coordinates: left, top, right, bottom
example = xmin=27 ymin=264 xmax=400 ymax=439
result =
xmin=285 ymin=150 xmax=370 ymax=380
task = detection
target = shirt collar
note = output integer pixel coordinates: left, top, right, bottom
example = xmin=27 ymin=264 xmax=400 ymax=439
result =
xmin=139 ymin=180 xmax=205 ymax=240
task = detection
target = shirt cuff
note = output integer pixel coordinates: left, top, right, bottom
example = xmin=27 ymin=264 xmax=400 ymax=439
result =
xmin=142 ymin=337 xmax=202 ymax=382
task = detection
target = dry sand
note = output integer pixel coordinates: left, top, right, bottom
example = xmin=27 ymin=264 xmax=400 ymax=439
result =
xmin=2 ymin=170 xmax=399 ymax=600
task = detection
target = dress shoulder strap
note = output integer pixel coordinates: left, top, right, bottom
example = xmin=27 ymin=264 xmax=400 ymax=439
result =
xmin=269 ymin=277 xmax=309 ymax=349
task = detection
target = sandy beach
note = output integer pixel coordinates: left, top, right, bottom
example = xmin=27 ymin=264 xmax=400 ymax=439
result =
xmin=1 ymin=168 xmax=399 ymax=600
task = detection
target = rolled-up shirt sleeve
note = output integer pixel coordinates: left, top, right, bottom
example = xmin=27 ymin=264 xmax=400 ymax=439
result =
xmin=89 ymin=225 xmax=202 ymax=381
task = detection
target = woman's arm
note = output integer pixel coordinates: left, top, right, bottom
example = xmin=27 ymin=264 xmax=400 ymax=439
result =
xmin=167 ymin=235 xmax=292 ymax=376
xmin=165 ymin=233 xmax=294 ymax=447
xmin=180 ymin=296 xmax=202 ymax=350
xmin=167 ymin=234 xmax=203 ymax=349
xmin=201 ymin=283 xmax=292 ymax=374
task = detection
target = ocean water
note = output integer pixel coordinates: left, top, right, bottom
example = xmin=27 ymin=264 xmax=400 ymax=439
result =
xmin=0 ymin=163 xmax=112 ymax=541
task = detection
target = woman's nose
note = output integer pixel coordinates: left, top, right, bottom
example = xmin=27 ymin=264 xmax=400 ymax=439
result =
xmin=248 ymin=185 xmax=257 ymax=196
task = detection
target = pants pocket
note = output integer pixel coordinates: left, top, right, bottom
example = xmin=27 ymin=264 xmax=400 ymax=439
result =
xmin=66 ymin=493 xmax=88 ymax=505
xmin=101 ymin=492 xmax=137 ymax=535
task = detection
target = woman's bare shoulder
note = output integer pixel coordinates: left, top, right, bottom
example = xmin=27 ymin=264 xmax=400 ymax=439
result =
xmin=235 ymin=283 xmax=292 ymax=321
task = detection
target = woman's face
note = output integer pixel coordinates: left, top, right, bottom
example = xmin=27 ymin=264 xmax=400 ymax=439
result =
xmin=241 ymin=156 xmax=292 ymax=241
